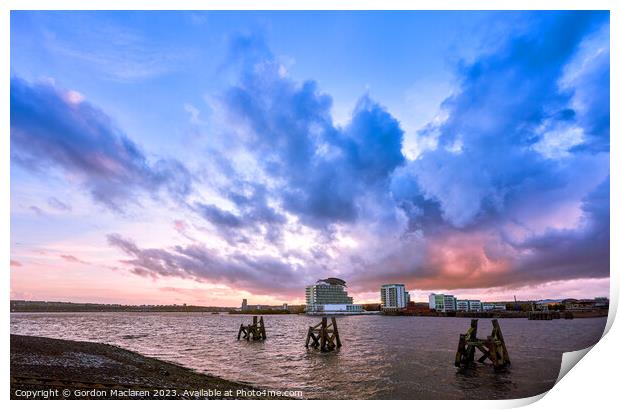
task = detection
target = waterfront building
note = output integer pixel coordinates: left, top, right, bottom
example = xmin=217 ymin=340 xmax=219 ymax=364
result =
xmin=444 ymin=295 xmax=456 ymax=311
xmin=482 ymin=303 xmax=506 ymax=311
xmin=468 ymin=300 xmax=482 ymax=311
xmin=594 ymin=297 xmax=609 ymax=308
xmin=429 ymin=293 xmax=456 ymax=312
xmin=305 ymin=278 xmax=363 ymax=314
xmin=429 ymin=293 xmax=443 ymax=311
xmin=381 ymin=284 xmax=408 ymax=310
xmin=565 ymin=299 xmax=602 ymax=311
xmin=455 ymin=299 xmax=482 ymax=312
xmin=456 ymin=300 xmax=469 ymax=311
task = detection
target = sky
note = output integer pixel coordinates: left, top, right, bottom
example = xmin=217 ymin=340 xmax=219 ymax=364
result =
xmin=10 ymin=11 xmax=610 ymax=306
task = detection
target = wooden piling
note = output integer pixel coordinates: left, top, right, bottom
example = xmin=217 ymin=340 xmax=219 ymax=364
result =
xmin=455 ymin=319 xmax=510 ymax=371
xmin=306 ymin=316 xmax=342 ymax=351
xmin=237 ymin=315 xmax=267 ymax=341
xmin=331 ymin=317 xmax=342 ymax=348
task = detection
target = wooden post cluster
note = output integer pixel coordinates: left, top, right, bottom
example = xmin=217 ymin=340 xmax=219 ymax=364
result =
xmin=305 ymin=316 xmax=342 ymax=351
xmin=455 ymin=319 xmax=510 ymax=371
xmin=237 ymin=316 xmax=267 ymax=341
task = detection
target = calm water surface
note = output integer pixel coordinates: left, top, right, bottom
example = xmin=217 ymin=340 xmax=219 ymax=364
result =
xmin=10 ymin=313 xmax=606 ymax=399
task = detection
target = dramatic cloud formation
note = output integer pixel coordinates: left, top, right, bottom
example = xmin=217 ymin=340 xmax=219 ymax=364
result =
xmin=11 ymin=12 xmax=609 ymax=302
xmin=356 ymin=12 xmax=610 ymax=291
xmin=107 ymin=233 xmax=309 ymax=295
xmin=10 ymin=78 xmax=193 ymax=211
xmin=216 ymin=42 xmax=405 ymax=229
xmin=407 ymin=12 xmax=609 ymax=228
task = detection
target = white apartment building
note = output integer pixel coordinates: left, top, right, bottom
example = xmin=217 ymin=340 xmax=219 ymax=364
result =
xmin=381 ymin=284 xmax=409 ymax=310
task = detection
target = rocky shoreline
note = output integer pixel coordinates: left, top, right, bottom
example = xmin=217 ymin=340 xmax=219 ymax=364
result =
xmin=11 ymin=334 xmax=286 ymax=400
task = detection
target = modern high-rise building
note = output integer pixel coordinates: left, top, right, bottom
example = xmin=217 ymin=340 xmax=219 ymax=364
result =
xmin=429 ymin=293 xmax=456 ymax=312
xmin=380 ymin=284 xmax=409 ymax=310
xmin=305 ymin=278 xmax=363 ymax=314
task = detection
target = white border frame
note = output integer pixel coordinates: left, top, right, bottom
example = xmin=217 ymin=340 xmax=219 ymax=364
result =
xmin=2 ymin=1 xmax=617 ymax=408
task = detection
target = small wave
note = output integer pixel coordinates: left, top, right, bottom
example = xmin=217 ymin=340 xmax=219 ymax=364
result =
xmin=121 ymin=334 xmax=149 ymax=340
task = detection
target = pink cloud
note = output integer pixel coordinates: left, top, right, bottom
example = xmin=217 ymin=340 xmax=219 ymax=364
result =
xmin=60 ymin=254 xmax=89 ymax=264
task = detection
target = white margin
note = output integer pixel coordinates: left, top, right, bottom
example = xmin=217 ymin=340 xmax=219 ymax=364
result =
xmin=1 ymin=1 xmax=617 ymax=409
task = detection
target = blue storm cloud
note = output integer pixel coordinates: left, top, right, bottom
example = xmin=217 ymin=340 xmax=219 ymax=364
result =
xmin=406 ymin=11 xmax=609 ymax=228
xmin=218 ymin=36 xmax=405 ymax=228
xmin=10 ymin=77 xmax=192 ymax=211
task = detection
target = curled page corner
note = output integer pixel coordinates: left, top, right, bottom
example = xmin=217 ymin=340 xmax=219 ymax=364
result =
xmin=553 ymin=286 xmax=618 ymax=385
xmin=501 ymin=343 xmax=600 ymax=409
xmin=502 ymin=392 xmax=548 ymax=408
xmin=556 ymin=346 xmax=594 ymax=384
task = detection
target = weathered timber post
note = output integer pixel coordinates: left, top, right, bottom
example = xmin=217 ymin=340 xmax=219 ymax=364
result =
xmin=455 ymin=334 xmax=467 ymax=367
xmin=237 ymin=323 xmax=245 ymax=340
xmin=331 ymin=317 xmax=342 ymax=348
xmin=305 ymin=316 xmax=341 ymax=351
xmin=490 ymin=319 xmax=510 ymax=370
xmin=466 ymin=319 xmax=478 ymax=364
xmin=455 ymin=319 xmax=510 ymax=372
xmin=237 ymin=315 xmax=267 ymax=341
xmin=259 ymin=316 xmax=267 ymax=339
xmin=320 ymin=317 xmax=328 ymax=351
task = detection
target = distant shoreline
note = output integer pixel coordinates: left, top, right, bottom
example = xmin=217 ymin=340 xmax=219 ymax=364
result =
xmin=11 ymin=310 xmax=607 ymax=319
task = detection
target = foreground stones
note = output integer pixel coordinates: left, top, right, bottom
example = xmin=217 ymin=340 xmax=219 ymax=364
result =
xmin=11 ymin=334 xmax=279 ymax=400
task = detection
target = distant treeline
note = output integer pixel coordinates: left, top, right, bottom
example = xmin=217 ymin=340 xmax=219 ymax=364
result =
xmin=10 ymin=300 xmax=233 ymax=313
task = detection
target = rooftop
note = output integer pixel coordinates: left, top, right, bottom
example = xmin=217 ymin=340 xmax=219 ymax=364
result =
xmin=317 ymin=278 xmax=347 ymax=287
